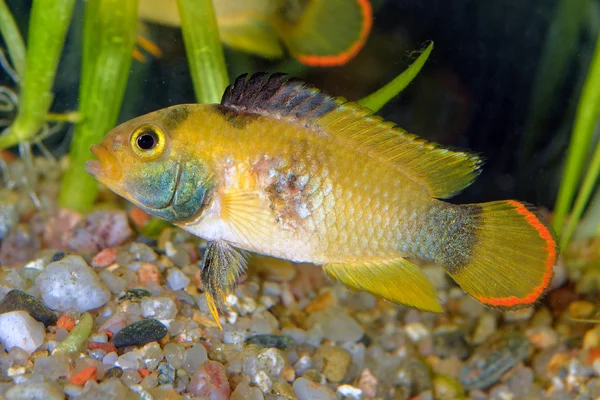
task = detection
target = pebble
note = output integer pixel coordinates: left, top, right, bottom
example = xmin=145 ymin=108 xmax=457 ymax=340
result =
xmin=245 ymin=334 xmax=297 ymax=350
xmin=257 ymin=347 xmax=286 ymax=376
xmin=187 ymin=361 xmax=230 ymax=399
xmin=0 ymin=311 xmax=45 ymax=353
xmin=0 ymin=289 xmax=57 ymax=326
xmin=4 ymin=382 xmax=64 ymax=400
xmin=67 ymin=210 xmax=133 ymax=253
xmin=231 ymin=381 xmax=264 ymax=400
xmin=140 ymin=341 xmax=164 ymax=370
xmin=433 ymin=325 xmax=469 ymax=359
xmin=34 ymin=255 xmax=111 ymax=313
xmin=182 ymin=344 xmax=209 ymax=373
xmin=140 ymin=297 xmax=177 ymax=319
xmin=32 ymin=355 xmax=69 ymax=381
xmin=112 ymin=319 xmax=168 ymax=348
xmin=460 ymin=332 xmax=530 ymax=390
xmin=166 ymin=267 xmax=190 ymax=291
xmin=81 ymin=378 xmax=134 ymax=399
xmin=253 ymin=370 xmax=272 ymax=393
xmin=470 ymin=313 xmax=495 ymax=345
xmin=527 ymin=326 xmax=559 ymax=349
xmin=91 ymin=248 xmax=117 ymax=268
xmin=337 ymin=384 xmax=362 ymax=399
xmin=0 ymin=225 xmax=40 ymax=266
xmin=98 ymin=270 xmax=126 ymax=294
xmin=503 ymin=307 xmax=534 ymax=322
xmin=293 ymin=377 xmax=336 ymax=400
xmin=164 ymin=343 xmax=184 ymax=369
xmin=307 ymin=307 xmax=364 ymax=343
xmin=314 ymin=344 xmax=352 ymax=382
xmin=568 ymin=300 xmax=596 ymax=319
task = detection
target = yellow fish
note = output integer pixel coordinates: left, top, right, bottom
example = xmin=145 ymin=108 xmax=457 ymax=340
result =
xmin=86 ymin=73 xmax=558 ymax=328
xmin=138 ymin=0 xmax=372 ymax=66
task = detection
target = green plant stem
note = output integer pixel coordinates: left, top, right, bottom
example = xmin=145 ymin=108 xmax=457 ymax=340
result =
xmin=562 ymin=137 xmax=600 ymax=248
xmin=177 ymin=0 xmax=229 ymax=104
xmin=553 ymin=32 xmax=600 ymax=236
xmin=52 ymin=313 xmax=93 ymax=355
xmin=0 ymin=0 xmax=26 ymax=77
xmin=59 ymin=0 xmax=138 ymax=212
xmin=0 ymin=0 xmax=75 ymax=150
xmin=358 ymin=42 xmax=433 ymax=112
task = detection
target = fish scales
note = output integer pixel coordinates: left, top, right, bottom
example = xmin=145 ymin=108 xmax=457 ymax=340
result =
xmin=86 ymin=73 xmax=558 ymax=327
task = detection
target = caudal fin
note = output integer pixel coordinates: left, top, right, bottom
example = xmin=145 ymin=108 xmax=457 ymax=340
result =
xmin=444 ymin=200 xmax=558 ymax=309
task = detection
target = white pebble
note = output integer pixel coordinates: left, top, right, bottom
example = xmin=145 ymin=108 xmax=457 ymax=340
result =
xmin=34 ymin=255 xmax=111 ymax=313
xmin=140 ymin=297 xmax=177 ymax=319
xmin=337 ymin=384 xmax=363 ymax=399
xmin=98 ymin=270 xmax=126 ymax=294
xmin=5 ymin=382 xmax=64 ymax=400
xmin=0 ymin=311 xmax=45 ymax=354
xmin=116 ymin=350 xmax=143 ymax=370
xmin=103 ymin=352 xmax=119 ymax=366
xmin=166 ymin=268 xmax=190 ymax=291
xmin=182 ymin=344 xmax=208 ymax=373
xmin=253 ymin=370 xmax=272 ymax=393
xmin=293 ymin=377 xmax=336 ymax=400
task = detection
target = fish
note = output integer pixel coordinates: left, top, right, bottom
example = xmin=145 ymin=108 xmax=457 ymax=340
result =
xmin=138 ymin=0 xmax=372 ymax=66
xmin=85 ymin=73 xmax=558 ymax=328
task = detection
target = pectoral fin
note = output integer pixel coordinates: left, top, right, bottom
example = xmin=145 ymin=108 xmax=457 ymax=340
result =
xmin=323 ymin=257 xmax=442 ymax=312
xmin=200 ymin=241 xmax=249 ymax=329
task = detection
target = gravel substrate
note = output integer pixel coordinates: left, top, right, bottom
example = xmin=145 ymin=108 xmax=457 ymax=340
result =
xmin=0 ymin=157 xmax=599 ymax=400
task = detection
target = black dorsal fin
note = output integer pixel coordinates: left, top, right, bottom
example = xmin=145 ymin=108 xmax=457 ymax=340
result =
xmin=220 ymin=73 xmax=482 ymax=199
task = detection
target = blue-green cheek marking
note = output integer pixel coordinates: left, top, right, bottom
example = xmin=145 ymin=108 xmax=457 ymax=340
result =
xmin=126 ymin=159 xmax=211 ymax=223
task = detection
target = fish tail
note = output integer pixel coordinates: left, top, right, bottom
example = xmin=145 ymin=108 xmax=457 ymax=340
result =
xmin=274 ymin=0 xmax=372 ymax=66
xmin=438 ymin=200 xmax=558 ymax=309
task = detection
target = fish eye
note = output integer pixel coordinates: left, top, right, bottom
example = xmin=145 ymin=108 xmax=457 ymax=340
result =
xmin=131 ymin=124 xmax=166 ymax=159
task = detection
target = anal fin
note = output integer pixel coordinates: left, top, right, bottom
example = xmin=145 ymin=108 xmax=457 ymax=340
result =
xmin=200 ymin=241 xmax=249 ymax=330
xmin=323 ymin=257 xmax=442 ymax=312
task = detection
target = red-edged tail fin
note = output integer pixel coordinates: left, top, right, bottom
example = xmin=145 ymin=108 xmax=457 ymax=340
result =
xmin=444 ymin=200 xmax=558 ymax=309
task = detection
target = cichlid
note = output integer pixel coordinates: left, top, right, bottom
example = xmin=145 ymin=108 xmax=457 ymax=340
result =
xmin=86 ymin=73 xmax=558 ymax=328
xmin=138 ymin=0 xmax=372 ymax=66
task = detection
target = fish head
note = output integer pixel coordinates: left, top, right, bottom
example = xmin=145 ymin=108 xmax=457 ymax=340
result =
xmin=85 ymin=105 xmax=213 ymax=223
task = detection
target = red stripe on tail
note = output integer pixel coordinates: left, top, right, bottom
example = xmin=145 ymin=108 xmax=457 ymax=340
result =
xmin=477 ymin=200 xmax=557 ymax=307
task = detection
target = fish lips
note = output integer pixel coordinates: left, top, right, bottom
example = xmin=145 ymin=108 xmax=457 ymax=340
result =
xmin=85 ymin=144 xmax=122 ymax=182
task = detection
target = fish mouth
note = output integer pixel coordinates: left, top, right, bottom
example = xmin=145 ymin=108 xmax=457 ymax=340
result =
xmin=85 ymin=144 xmax=122 ymax=181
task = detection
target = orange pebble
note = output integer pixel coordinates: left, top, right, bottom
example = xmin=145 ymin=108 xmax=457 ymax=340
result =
xmin=88 ymin=341 xmax=118 ymax=354
xmin=588 ymin=347 xmax=600 ymax=365
xmin=57 ymin=315 xmax=76 ymax=331
xmin=129 ymin=207 xmax=150 ymax=228
xmin=91 ymin=248 xmax=117 ymax=268
xmin=70 ymin=366 xmax=97 ymax=386
xmin=138 ymin=368 xmax=151 ymax=379
xmin=138 ymin=263 xmax=160 ymax=286
xmin=1 ymin=150 xmax=17 ymax=161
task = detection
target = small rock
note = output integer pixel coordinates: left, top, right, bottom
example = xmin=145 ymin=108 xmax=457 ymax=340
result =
xmin=112 ymin=319 xmax=168 ymax=348
xmin=0 ymin=289 xmax=57 ymax=326
xmin=157 ymin=362 xmax=176 ymax=385
xmin=140 ymin=297 xmax=177 ymax=319
xmin=273 ymin=381 xmax=296 ymax=399
xmin=527 ymin=326 xmax=559 ymax=350
xmin=32 ymin=355 xmax=69 ymax=381
xmin=164 ymin=343 xmax=184 ymax=369
xmin=99 ymin=270 xmax=127 ymax=294
xmin=231 ymin=381 xmax=264 ymax=400
xmin=432 ymin=374 xmax=465 ymax=400
xmin=460 ymin=332 xmax=530 ymax=390
xmin=258 ymin=347 xmax=286 ymax=376
xmin=0 ymin=192 xmax=18 ymax=240
xmin=0 ymin=311 xmax=45 ymax=353
xmin=245 ymin=334 xmax=297 ymax=350
xmin=82 ymin=378 xmax=135 ymax=400
xmin=91 ymin=248 xmax=117 ymax=268
xmin=293 ymin=377 xmax=336 ymax=400
xmin=568 ymin=300 xmax=596 ymax=319
xmin=35 ymin=255 xmax=111 ymax=313
xmin=253 ymin=370 xmax=272 ymax=393
xmin=182 ymin=344 xmax=209 ymax=373
xmin=5 ymin=382 xmax=64 ymax=400
xmin=137 ymin=263 xmax=161 ymax=287
xmin=166 ymin=268 xmax=190 ymax=291
xmin=187 ymin=361 xmax=230 ymax=399
xmin=67 ymin=210 xmax=133 ymax=253
xmin=433 ymin=326 xmax=469 ymax=359
xmin=503 ymin=307 xmax=534 ymax=322
xmin=307 ymin=307 xmax=364 ymax=343
xmin=314 ymin=344 xmax=352 ymax=382
xmin=337 ymin=384 xmax=362 ymax=399
xmin=125 ymin=288 xmax=152 ymax=302
xmin=104 ymin=367 xmax=123 ymax=379
xmin=472 ymin=312 xmax=496 ymax=345
xmin=140 ymin=342 xmax=164 ymax=370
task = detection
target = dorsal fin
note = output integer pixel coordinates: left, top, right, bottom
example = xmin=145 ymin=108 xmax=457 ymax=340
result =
xmin=221 ymin=73 xmax=482 ymax=199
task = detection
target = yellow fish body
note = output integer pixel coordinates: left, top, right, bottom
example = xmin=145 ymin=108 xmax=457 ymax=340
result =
xmin=138 ymin=0 xmax=372 ymax=66
xmin=86 ymin=73 xmax=558 ymax=327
